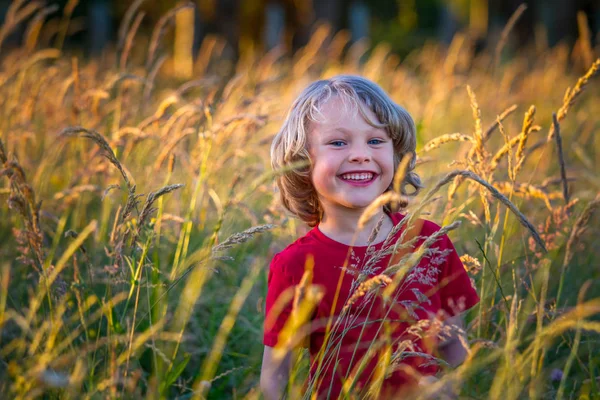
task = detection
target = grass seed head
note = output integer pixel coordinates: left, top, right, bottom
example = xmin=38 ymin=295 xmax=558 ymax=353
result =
xmin=549 ymin=58 xmax=600 ymax=140
xmin=422 ymin=133 xmax=474 ymax=153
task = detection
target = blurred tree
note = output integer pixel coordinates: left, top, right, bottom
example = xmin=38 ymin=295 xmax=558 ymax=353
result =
xmin=174 ymin=3 xmax=194 ymax=78
xmin=88 ymin=0 xmax=112 ymax=55
xmin=0 ymin=0 xmax=598 ymax=58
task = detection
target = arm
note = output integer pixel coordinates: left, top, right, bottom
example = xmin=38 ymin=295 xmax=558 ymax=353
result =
xmin=437 ymin=315 xmax=469 ymax=368
xmin=416 ymin=316 xmax=469 ymax=399
xmin=260 ymin=345 xmax=292 ymax=400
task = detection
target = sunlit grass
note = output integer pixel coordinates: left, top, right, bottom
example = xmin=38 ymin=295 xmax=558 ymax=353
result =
xmin=1 ymin=1 xmax=600 ymax=398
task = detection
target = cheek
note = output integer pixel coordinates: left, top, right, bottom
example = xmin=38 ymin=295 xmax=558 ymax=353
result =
xmin=311 ymin=162 xmax=332 ymax=186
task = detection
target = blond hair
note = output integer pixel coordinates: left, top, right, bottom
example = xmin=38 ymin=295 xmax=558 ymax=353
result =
xmin=271 ymin=75 xmax=422 ymax=227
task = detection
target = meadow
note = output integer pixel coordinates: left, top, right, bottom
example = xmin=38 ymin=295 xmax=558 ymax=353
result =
xmin=0 ymin=1 xmax=599 ymax=399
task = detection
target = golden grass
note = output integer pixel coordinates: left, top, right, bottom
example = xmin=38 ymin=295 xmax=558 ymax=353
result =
xmin=0 ymin=5 xmax=599 ymax=399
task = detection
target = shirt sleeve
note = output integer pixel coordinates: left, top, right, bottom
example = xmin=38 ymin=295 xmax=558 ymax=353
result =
xmin=263 ymin=253 xmax=296 ymax=347
xmin=438 ymin=235 xmax=480 ymax=317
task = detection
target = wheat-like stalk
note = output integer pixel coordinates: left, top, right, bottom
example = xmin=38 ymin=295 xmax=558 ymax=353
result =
xmin=211 ymin=224 xmax=275 ymax=254
xmin=422 ymin=133 xmax=474 ymax=152
xmin=119 ymin=11 xmax=145 ymax=71
xmin=424 ymin=170 xmax=547 ymax=251
xmin=548 ymin=58 xmax=600 ymax=140
xmin=497 ymin=117 xmax=514 ymax=182
xmin=493 ymin=182 xmax=553 ymax=211
xmin=343 ymin=275 xmax=392 ymax=312
xmin=552 ymin=113 xmax=570 ymax=205
xmin=576 ymin=11 xmax=594 ymax=68
xmin=60 ymin=126 xmax=133 ymax=191
xmin=146 ymin=2 xmax=195 ymax=71
xmin=357 ymin=192 xmax=405 ymax=230
xmin=491 ymin=126 xmax=541 ymax=171
xmin=513 ymin=105 xmax=536 ymax=175
xmin=466 ymin=85 xmax=485 ymax=164
xmin=494 ymin=4 xmax=528 ymax=65
xmin=393 ymin=153 xmax=413 ymax=196
xmin=483 ymin=104 xmax=518 ymax=142
xmin=117 ymin=0 xmax=145 ymax=55
xmin=383 ymin=220 xmax=461 ymax=279
xmin=0 ymin=0 xmax=42 ymax=52
xmin=138 ymin=184 xmax=184 ymax=228
xmin=24 ymin=5 xmax=59 ymax=53
xmin=563 ymin=195 xmax=600 ymax=268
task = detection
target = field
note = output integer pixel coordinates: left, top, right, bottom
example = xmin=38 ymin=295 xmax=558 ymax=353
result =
xmin=1 ymin=2 xmax=600 ymax=399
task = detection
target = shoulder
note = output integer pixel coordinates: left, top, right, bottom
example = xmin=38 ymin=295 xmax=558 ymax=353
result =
xmin=269 ymin=229 xmax=319 ymax=280
xmin=389 ymin=213 xmax=446 ymax=238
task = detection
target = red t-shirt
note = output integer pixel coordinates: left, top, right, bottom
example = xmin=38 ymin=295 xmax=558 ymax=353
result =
xmin=263 ymin=213 xmax=479 ymax=399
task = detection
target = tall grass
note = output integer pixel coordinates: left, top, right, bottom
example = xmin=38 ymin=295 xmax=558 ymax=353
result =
xmin=1 ymin=1 xmax=599 ymax=398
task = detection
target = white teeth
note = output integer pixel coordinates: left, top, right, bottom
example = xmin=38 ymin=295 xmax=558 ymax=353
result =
xmin=341 ymin=173 xmax=374 ymax=181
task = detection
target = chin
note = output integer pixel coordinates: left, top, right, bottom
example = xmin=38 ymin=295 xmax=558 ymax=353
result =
xmin=345 ymin=199 xmax=379 ymax=209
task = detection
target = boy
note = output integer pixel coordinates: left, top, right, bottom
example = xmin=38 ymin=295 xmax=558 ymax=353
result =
xmin=261 ymin=75 xmax=479 ymax=399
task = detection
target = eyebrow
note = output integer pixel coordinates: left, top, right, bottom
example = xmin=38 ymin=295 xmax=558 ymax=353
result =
xmin=334 ymin=127 xmax=387 ymax=136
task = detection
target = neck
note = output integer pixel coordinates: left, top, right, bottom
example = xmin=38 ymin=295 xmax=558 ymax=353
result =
xmin=318 ymin=206 xmax=392 ymax=246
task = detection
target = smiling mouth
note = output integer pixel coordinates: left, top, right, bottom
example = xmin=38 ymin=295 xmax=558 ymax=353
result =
xmin=339 ymin=172 xmax=377 ymax=182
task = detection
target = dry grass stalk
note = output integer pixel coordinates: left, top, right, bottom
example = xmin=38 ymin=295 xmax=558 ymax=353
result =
xmin=293 ymin=257 xmax=314 ymax=317
xmin=54 ymin=0 xmax=79 ymax=50
xmin=497 ymin=117 xmax=514 ymax=182
xmin=113 ymin=127 xmax=149 ymax=143
xmin=424 ymin=170 xmax=547 ymax=251
xmin=1 ymin=145 xmax=69 ymax=297
xmin=479 ymin=185 xmax=491 ymax=224
xmin=138 ymin=95 xmax=179 ymax=129
xmin=120 ymin=11 xmax=145 ymax=71
xmin=117 ymin=0 xmax=145 ymax=55
xmin=0 ymin=0 xmax=42 ymax=52
xmin=24 ymin=5 xmax=59 ymax=53
xmin=211 ymin=224 xmax=275 ymax=254
xmin=548 ymin=58 xmax=600 ymax=140
xmin=466 ymin=85 xmax=484 ymax=164
xmin=366 ymin=215 xmax=385 ymax=252
xmin=143 ymin=54 xmax=167 ymax=102
xmin=146 ymin=2 xmax=195 ymax=71
xmin=447 ymin=175 xmax=464 ymax=201
xmin=392 ymin=153 xmax=413 ymax=206
xmin=419 ymin=221 xmax=462 ymax=256
xmin=60 ymin=126 xmax=133 ymax=191
xmin=491 ymin=126 xmax=541 ymax=170
xmin=552 ymin=113 xmax=570 ymax=205
xmin=494 ymin=182 xmax=553 ymax=211
xmin=0 ymin=138 xmax=7 ymax=164
xmin=343 ymin=275 xmax=392 ymax=312
xmin=443 ymin=33 xmax=466 ymax=75
xmin=103 ymin=72 xmax=145 ymax=93
xmin=576 ymin=11 xmax=594 ymax=68
xmin=514 ymin=105 xmax=536 ymax=174
xmin=138 ymin=184 xmax=184 ymax=228
xmin=563 ymin=195 xmax=600 ymax=268
xmin=357 ymin=192 xmax=405 ymax=230
xmin=121 ymin=185 xmax=142 ymax=222
xmin=53 ymin=184 xmax=101 ymax=201
xmin=422 ymin=133 xmax=474 ymax=153
xmin=102 ymin=184 xmax=121 ymax=201
xmin=385 ymin=221 xmax=462 ymax=282
xmin=494 ymin=4 xmax=528 ymax=65
xmin=483 ymin=104 xmax=518 ymax=142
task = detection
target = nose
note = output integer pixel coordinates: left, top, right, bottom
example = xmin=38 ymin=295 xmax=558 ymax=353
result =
xmin=348 ymin=143 xmax=371 ymax=163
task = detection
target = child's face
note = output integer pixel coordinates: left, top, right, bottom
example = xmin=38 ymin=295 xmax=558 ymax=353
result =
xmin=308 ymin=96 xmax=395 ymax=217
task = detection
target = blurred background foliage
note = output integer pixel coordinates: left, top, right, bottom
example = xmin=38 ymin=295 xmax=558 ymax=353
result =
xmin=1 ymin=0 xmax=599 ymax=60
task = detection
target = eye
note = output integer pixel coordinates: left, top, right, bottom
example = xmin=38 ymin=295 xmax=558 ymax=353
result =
xmin=368 ymin=138 xmax=385 ymax=145
xmin=329 ymin=140 xmax=346 ymax=147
